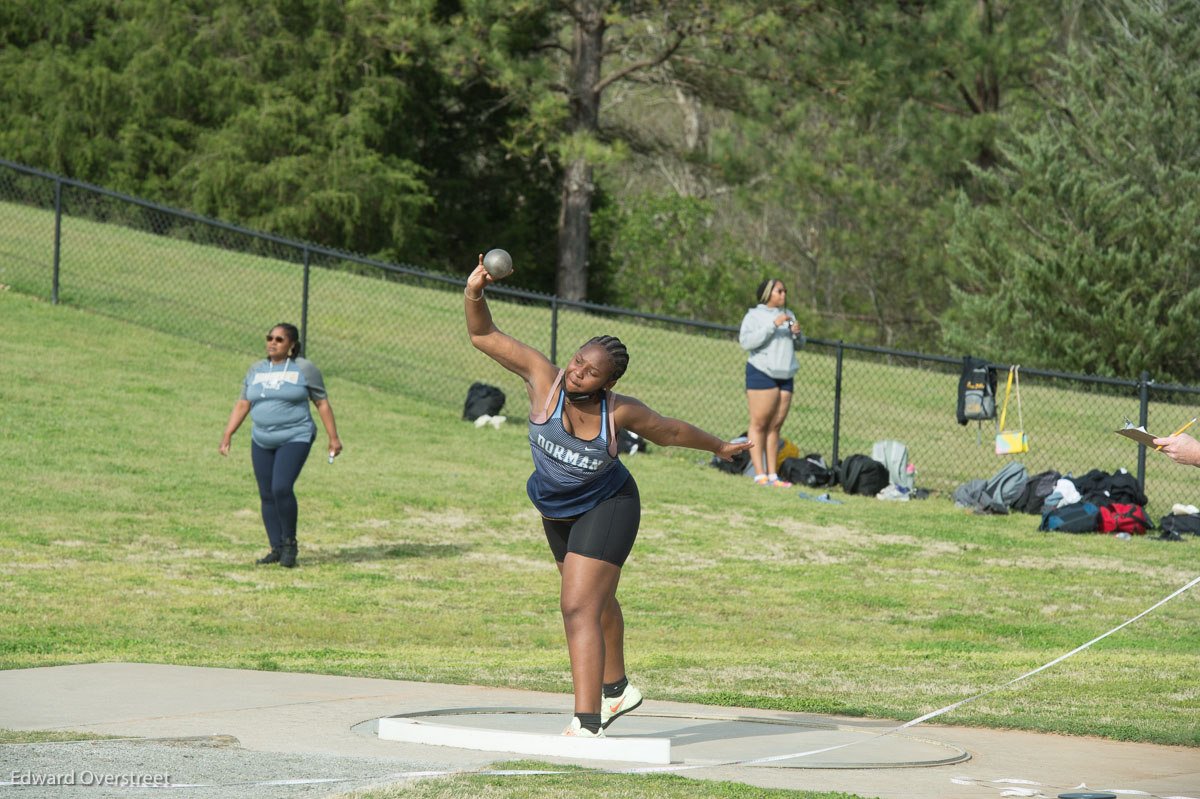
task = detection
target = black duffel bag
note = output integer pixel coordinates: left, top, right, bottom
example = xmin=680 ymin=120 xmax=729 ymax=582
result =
xmin=780 ymin=454 xmax=834 ymax=487
xmin=462 ymin=382 xmax=506 ymax=421
xmin=838 ymin=454 xmax=890 ymax=496
xmin=1158 ymin=513 xmax=1200 ymax=537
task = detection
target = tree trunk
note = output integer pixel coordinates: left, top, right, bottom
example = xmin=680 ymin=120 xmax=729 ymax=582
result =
xmin=557 ymin=159 xmax=594 ymax=299
xmin=555 ymin=1 xmax=605 ymax=301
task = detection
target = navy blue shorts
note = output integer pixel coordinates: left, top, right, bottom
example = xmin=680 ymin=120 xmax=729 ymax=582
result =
xmin=746 ymin=362 xmax=794 ymax=392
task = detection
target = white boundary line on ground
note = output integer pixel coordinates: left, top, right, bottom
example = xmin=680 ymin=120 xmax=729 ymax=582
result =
xmin=0 ymin=575 xmax=1195 ymax=793
xmin=951 ymin=775 xmax=1198 ymax=799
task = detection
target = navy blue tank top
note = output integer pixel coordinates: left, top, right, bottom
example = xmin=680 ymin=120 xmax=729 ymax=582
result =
xmin=526 ymin=371 xmax=630 ymax=518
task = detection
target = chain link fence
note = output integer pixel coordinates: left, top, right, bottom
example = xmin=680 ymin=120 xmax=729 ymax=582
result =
xmin=3 ymin=157 xmax=1198 ymax=514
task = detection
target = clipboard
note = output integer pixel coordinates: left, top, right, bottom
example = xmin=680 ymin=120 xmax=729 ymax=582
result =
xmin=1116 ymin=416 xmax=1196 ymax=448
xmin=1114 ymin=425 xmax=1159 ymax=447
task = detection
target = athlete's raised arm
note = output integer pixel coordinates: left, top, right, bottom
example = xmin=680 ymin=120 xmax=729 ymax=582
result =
xmin=465 ymin=254 xmax=558 ymax=395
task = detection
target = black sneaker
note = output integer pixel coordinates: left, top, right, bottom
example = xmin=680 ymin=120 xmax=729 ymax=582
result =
xmin=280 ymin=541 xmax=298 ymax=568
xmin=256 ymin=548 xmax=281 ymax=565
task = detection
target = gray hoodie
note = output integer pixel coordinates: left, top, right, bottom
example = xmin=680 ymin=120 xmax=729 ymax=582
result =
xmin=739 ymin=304 xmax=803 ymax=379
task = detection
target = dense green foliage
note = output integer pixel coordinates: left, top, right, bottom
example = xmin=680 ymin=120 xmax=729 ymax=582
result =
xmin=943 ymin=0 xmax=1200 ymax=380
xmin=2 ymin=0 xmax=1195 ymax=379
xmin=591 ymin=192 xmax=762 ymax=318
xmin=0 ymin=0 xmax=562 ymax=285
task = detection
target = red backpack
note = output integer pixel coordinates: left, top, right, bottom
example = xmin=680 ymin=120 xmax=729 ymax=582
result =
xmin=1098 ymin=504 xmax=1154 ymax=535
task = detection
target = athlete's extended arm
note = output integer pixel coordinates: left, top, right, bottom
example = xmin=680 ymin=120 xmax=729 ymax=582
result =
xmin=614 ymin=396 xmax=753 ymax=461
xmin=465 ymin=255 xmax=556 ymax=388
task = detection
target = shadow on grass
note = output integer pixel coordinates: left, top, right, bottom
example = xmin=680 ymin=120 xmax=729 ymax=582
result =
xmin=303 ymin=542 xmax=470 ymax=564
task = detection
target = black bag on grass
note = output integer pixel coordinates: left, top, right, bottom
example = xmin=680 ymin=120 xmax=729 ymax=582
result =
xmin=1013 ymin=470 xmax=1061 ymax=515
xmin=617 ymin=428 xmax=649 ymax=455
xmin=1073 ymin=468 xmax=1111 ymax=503
xmin=711 ymin=433 xmax=750 ymax=475
xmin=1097 ymin=471 xmax=1148 ymax=506
xmin=462 ymin=382 xmax=506 ymax=421
xmin=839 ymin=454 xmax=890 ymax=496
xmin=780 ymin=454 xmax=834 ymax=487
xmin=1158 ymin=513 xmax=1200 ymax=536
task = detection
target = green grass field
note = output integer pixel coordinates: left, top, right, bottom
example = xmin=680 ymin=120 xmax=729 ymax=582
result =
xmin=2 ymin=197 xmax=1198 ymax=512
xmin=2 ymin=289 xmax=1198 ymax=760
xmin=331 ymin=761 xmax=865 ymax=799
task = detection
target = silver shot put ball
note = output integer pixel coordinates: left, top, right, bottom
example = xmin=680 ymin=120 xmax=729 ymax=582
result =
xmin=483 ymin=248 xmax=513 ymax=279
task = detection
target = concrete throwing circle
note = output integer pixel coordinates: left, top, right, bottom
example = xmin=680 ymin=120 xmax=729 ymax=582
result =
xmin=358 ymin=707 xmax=969 ymax=769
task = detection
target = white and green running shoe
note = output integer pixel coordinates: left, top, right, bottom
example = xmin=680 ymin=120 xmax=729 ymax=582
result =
xmin=600 ymin=683 xmax=643 ymax=730
xmin=562 ymin=716 xmax=605 ymax=738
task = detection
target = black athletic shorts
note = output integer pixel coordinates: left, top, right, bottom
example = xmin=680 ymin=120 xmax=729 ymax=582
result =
xmin=541 ymin=475 xmax=640 ymax=567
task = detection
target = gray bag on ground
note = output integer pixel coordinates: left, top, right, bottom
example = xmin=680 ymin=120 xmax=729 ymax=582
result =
xmin=871 ymin=440 xmax=913 ymax=490
xmin=954 ymin=462 xmax=1029 ymax=514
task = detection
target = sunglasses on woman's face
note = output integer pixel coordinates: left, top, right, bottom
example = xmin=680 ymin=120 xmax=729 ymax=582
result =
xmin=266 ymin=335 xmax=288 ymax=343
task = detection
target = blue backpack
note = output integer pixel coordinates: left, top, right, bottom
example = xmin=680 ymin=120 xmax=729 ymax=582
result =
xmin=1039 ymin=502 xmax=1100 ymax=533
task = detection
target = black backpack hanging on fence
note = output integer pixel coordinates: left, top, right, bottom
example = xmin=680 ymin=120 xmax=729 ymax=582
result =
xmin=957 ymin=356 xmax=997 ymax=425
xmin=462 ymin=382 xmax=506 ymax=421
xmin=838 ymin=454 xmax=890 ymax=496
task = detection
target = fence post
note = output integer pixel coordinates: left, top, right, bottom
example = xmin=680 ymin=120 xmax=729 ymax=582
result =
xmin=1137 ymin=370 xmax=1150 ymax=491
xmin=550 ymin=297 xmax=559 ymax=365
xmin=52 ymin=179 xmax=62 ymax=305
xmin=831 ymin=341 xmax=844 ymax=471
xmin=301 ymin=247 xmax=311 ymax=357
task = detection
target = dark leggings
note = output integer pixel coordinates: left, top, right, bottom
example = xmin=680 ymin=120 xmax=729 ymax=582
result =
xmin=250 ymin=438 xmax=313 ymax=548
xmin=542 ymin=476 xmax=641 ymax=567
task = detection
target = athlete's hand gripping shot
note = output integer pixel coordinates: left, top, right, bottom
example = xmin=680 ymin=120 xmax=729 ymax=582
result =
xmin=464 ymin=253 xmax=752 ymax=738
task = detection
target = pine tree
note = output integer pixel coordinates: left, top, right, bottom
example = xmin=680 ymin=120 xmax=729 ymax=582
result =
xmin=943 ymin=0 xmax=1200 ymax=382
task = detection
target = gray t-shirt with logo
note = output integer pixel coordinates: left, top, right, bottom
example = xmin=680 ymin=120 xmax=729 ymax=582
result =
xmin=238 ymin=357 xmax=327 ymax=449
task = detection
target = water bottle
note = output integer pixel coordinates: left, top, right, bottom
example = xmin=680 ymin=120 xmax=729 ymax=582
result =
xmin=1116 ymin=532 xmax=1132 ymax=541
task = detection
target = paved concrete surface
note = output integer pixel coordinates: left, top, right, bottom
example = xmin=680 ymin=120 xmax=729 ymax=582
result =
xmin=0 ymin=663 xmax=1196 ymax=798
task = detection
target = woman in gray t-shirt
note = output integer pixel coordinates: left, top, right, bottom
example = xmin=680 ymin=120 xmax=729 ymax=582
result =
xmin=219 ymin=323 xmax=342 ymax=567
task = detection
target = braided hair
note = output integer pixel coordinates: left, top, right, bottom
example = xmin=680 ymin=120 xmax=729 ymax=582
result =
xmin=583 ymin=335 xmax=630 ymax=382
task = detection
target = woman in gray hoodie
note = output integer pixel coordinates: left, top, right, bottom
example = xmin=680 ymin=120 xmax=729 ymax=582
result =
xmin=738 ymin=279 xmax=805 ymax=486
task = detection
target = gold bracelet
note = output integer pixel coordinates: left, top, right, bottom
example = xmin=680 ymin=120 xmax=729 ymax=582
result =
xmin=464 ymin=287 xmax=484 ymax=302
